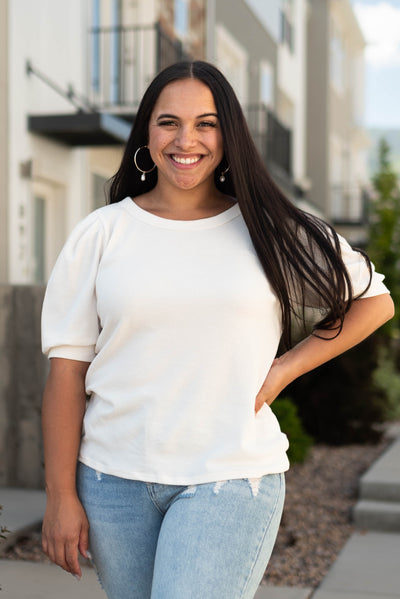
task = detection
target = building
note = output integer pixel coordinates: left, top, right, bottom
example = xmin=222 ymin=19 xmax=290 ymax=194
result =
xmin=0 ymin=0 xmax=372 ymax=488
xmin=0 ymin=0 xmax=206 ymax=285
xmin=207 ymin=0 xmax=311 ymax=208
xmin=306 ymin=0 xmax=370 ymax=244
xmin=0 ymin=0 xmax=370 ymax=286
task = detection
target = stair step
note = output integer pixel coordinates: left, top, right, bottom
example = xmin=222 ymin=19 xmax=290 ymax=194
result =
xmin=359 ymin=439 xmax=400 ymax=503
xmin=353 ymin=499 xmax=400 ymax=532
xmin=360 ymin=479 xmax=400 ymax=503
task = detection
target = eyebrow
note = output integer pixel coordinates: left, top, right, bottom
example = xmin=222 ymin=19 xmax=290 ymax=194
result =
xmin=156 ymin=112 xmax=219 ymax=120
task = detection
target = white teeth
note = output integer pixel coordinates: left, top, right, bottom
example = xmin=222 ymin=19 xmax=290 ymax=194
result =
xmin=171 ymin=155 xmax=201 ymax=165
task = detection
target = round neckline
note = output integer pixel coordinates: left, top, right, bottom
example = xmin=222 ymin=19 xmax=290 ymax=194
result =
xmin=121 ymin=197 xmax=241 ymax=230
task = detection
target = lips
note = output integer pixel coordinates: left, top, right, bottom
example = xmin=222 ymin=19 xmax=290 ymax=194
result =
xmin=170 ymin=154 xmax=203 ymax=165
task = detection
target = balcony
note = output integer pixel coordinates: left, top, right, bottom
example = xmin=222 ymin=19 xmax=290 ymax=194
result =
xmin=246 ymin=104 xmax=292 ymax=190
xmin=27 ymin=24 xmax=190 ymax=146
xmin=330 ymin=185 xmax=370 ymax=244
xmin=330 ymin=185 xmax=369 ymax=226
xmin=89 ymin=22 xmax=191 ymax=112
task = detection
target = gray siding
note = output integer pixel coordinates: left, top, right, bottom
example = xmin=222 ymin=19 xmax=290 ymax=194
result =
xmin=306 ymin=0 xmax=330 ymax=215
xmin=216 ymin=0 xmax=278 ymax=105
xmin=0 ymin=285 xmax=47 ymax=488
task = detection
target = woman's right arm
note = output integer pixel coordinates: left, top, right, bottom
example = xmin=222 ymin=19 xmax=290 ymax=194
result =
xmin=41 ymin=357 xmax=90 ymax=579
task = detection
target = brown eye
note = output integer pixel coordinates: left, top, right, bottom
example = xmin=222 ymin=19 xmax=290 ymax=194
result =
xmin=158 ymin=121 xmax=177 ymax=127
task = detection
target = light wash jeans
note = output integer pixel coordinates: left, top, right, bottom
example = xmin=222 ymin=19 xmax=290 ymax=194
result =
xmin=77 ymin=463 xmax=285 ymax=599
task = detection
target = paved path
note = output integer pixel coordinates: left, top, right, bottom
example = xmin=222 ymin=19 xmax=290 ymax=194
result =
xmin=311 ymin=531 xmax=400 ymax=599
xmin=0 ymin=560 xmax=102 ymax=598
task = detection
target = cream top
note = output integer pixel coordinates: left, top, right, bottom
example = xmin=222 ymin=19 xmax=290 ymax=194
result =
xmin=41 ymin=198 xmax=389 ymax=484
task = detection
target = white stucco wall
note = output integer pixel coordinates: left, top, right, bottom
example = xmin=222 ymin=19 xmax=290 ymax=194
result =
xmin=292 ymin=0 xmax=308 ymax=187
xmin=215 ymin=24 xmax=249 ymax=105
xmin=8 ymin=0 xmax=91 ymax=282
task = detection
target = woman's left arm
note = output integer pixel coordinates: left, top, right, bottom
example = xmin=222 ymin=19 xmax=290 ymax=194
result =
xmin=255 ymin=293 xmax=395 ymax=412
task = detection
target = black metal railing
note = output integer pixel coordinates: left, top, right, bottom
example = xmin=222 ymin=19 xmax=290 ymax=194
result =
xmin=246 ymin=104 xmax=292 ymax=179
xmin=88 ymin=23 xmax=190 ymax=110
xmin=156 ymin=23 xmax=190 ymax=72
xmin=26 ymin=60 xmax=97 ymax=113
xmin=330 ymin=185 xmax=369 ymax=225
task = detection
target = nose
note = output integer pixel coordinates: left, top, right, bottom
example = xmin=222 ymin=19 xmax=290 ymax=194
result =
xmin=174 ymin=125 xmax=196 ymax=150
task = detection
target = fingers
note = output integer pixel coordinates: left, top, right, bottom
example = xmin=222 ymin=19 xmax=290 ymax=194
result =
xmin=41 ymin=528 xmax=48 ymax=556
xmin=41 ymin=495 xmax=90 ymax=578
xmin=78 ymin=521 xmax=89 ymax=560
xmin=254 ymin=386 xmax=276 ymax=413
xmin=255 ymin=379 xmax=276 ymax=412
xmin=42 ymin=514 xmax=88 ymax=577
xmin=42 ymin=527 xmax=82 ymax=577
xmin=255 ymin=390 xmax=273 ymax=413
xmin=65 ymin=536 xmax=82 ymax=578
xmin=254 ymin=394 xmax=267 ymax=413
xmin=254 ymin=358 xmax=287 ymax=413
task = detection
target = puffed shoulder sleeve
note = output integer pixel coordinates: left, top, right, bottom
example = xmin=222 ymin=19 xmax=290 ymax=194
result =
xmin=337 ymin=234 xmax=390 ymax=298
xmin=41 ymin=211 xmax=105 ymax=361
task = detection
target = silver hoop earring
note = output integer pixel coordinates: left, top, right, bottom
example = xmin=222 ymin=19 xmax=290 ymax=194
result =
xmin=134 ymin=146 xmax=156 ymax=181
xmin=219 ymin=166 xmax=230 ymax=183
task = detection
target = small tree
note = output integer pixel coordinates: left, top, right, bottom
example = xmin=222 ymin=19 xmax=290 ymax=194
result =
xmin=284 ymin=139 xmax=400 ymax=444
xmin=367 ymin=138 xmax=400 ymax=335
xmin=366 ymin=139 xmax=400 ymax=417
xmin=0 ymin=505 xmax=9 ymax=541
xmin=0 ymin=504 xmax=10 ymax=590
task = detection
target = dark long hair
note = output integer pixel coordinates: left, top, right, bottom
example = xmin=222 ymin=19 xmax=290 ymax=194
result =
xmin=109 ymin=61 xmax=371 ymax=349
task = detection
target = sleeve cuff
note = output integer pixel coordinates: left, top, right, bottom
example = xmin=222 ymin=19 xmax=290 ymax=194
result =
xmin=356 ymin=272 xmax=390 ymax=299
xmin=47 ymin=345 xmax=96 ymax=362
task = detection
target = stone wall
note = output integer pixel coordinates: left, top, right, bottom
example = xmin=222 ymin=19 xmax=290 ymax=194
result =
xmin=0 ymin=285 xmax=48 ymax=488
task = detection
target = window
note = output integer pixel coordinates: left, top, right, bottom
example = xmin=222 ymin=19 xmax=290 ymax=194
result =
xmin=280 ymin=0 xmax=294 ymax=52
xmin=91 ymin=0 xmax=101 ymax=93
xmin=110 ymin=0 xmax=121 ymax=104
xmin=33 ymin=197 xmax=46 ymax=284
xmin=330 ymin=21 xmax=345 ymax=93
xmin=216 ymin=26 xmax=248 ymax=105
xmin=32 ymin=183 xmax=65 ymax=281
xmin=174 ymin=0 xmax=189 ymax=39
xmin=260 ymin=62 xmax=273 ymax=107
xmin=92 ymin=174 xmax=108 ymax=211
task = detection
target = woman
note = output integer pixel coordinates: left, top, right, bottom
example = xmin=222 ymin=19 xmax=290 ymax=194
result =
xmin=41 ymin=61 xmax=393 ymax=599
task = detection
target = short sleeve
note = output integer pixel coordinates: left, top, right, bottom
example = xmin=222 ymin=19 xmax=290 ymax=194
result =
xmin=289 ymin=226 xmax=390 ymax=317
xmin=337 ymin=234 xmax=390 ymax=299
xmin=41 ymin=211 xmax=105 ymax=361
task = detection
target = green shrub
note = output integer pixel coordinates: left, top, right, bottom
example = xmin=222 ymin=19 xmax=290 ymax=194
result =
xmin=373 ymin=345 xmax=400 ymax=420
xmin=271 ymin=397 xmax=313 ymax=463
xmin=285 ymin=334 xmax=390 ymax=445
xmin=0 ymin=504 xmax=9 ymax=540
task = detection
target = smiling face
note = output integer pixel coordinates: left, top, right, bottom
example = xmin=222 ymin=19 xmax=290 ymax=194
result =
xmin=147 ymin=78 xmax=224 ymax=193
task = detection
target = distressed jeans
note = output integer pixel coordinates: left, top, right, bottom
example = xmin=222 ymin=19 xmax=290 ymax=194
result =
xmin=76 ymin=463 xmax=285 ymax=599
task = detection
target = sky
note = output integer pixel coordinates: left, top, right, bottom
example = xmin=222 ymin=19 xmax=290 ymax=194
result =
xmin=351 ymin=0 xmax=400 ymax=129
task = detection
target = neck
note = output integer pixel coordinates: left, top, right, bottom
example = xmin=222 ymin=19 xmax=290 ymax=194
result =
xmin=135 ymin=178 xmax=234 ymax=220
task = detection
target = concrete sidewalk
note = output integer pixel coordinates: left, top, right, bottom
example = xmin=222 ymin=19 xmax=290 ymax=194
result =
xmin=0 ymin=560 xmax=102 ymax=599
xmin=1 ymin=430 xmax=400 ymax=598
xmin=311 ymin=530 xmax=400 ymax=599
xmin=311 ymin=429 xmax=400 ymax=599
